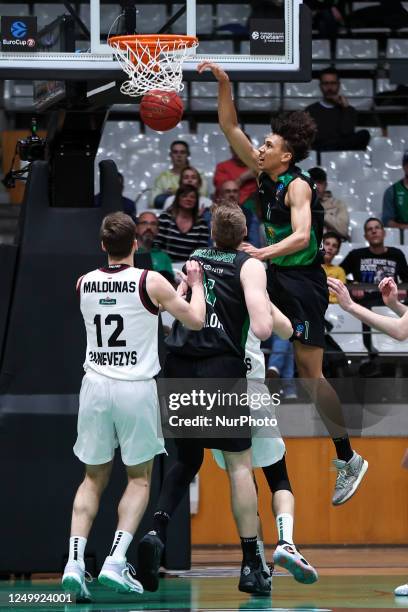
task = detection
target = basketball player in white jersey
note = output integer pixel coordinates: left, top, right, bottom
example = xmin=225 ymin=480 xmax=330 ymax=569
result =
xmin=62 ymin=212 xmax=205 ymax=601
xmin=212 ymin=316 xmax=318 ymax=585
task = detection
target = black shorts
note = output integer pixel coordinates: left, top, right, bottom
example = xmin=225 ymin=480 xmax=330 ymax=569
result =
xmin=267 ymin=264 xmax=329 ymax=349
xmin=163 ymin=352 xmax=251 ymax=453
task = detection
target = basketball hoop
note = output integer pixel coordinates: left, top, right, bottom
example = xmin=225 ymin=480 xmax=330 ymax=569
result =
xmin=108 ymin=34 xmax=198 ymax=97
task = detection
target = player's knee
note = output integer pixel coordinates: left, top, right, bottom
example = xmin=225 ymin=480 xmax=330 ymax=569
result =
xmin=84 ymin=462 xmax=112 ymax=491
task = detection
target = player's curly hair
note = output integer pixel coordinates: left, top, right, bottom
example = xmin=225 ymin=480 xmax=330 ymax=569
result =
xmin=271 ymin=111 xmax=317 ymax=163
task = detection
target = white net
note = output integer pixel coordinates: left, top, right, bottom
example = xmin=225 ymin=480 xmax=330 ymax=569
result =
xmin=108 ymin=36 xmax=198 ymax=97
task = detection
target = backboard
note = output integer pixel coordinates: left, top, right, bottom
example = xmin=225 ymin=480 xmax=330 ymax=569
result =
xmin=0 ymin=0 xmax=311 ymax=83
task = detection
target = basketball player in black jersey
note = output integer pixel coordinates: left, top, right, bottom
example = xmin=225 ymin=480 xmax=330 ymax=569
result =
xmin=138 ymin=202 xmax=277 ymax=596
xmin=198 ymin=61 xmax=368 ymax=507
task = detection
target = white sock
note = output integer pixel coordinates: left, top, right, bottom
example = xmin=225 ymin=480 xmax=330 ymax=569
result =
xmin=68 ymin=536 xmax=87 ymax=564
xmin=276 ymin=513 xmax=294 ymax=544
xmin=256 ymin=540 xmax=269 ymax=574
xmin=109 ymin=530 xmax=133 ymax=561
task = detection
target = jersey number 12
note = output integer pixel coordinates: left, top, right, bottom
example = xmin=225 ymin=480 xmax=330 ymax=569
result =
xmin=93 ymin=314 xmax=126 ymax=347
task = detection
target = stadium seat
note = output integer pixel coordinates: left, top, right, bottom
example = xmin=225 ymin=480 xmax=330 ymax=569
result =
xmin=196 ymin=123 xmax=222 ymax=136
xmin=388 ymin=125 xmax=408 ymax=140
xmin=371 ymin=307 xmax=408 ymax=353
xmin=296 ymin=152 xmax=318 ymax=171
xmin=34 ymin=4 xmax=65 ymax=29
xmin=332 ymin=241 xmax=352 ymax=266
xmin=80 ymin=4 xmax=123 ymax=34
xmin=341 ymin=79 xmax=373 ymax=111
xmin=386 ymin=39 xmax=408 ymax=58
xmin=283 ymin=80 xmax=320 ymax=110
xmin=196 ymin=40 xmax=234 ymax=55
xmin=349 ymin=212 xmax=372 ymax=242
xmin=335 ymin=39 xmax=378 ymax=70
xmin=172 ymin=4 xmax=213 ymax=35
xmin=384 ymin=227 xmax=402 ymax=246
xmin=0 ymin=4 xmax=29 ymax=17
xmin=216 ymin=4 xmax=251 ymax=27
xmin=312 ymin=39 xmax=331 ymax=69
xmin=237 ymin=83 xmax=280 ymax=112
xmin=243 ymin=124 xmax=270 ymax=145
xmin=352 ymin=180 xmax=391 ymax=213
xmin=325 ymin=304 xmax=368 ymax=354
xmin=190 ymin=82 xmax=219 ymax=111
xmin=369 ymin=138 xmax=405 ymax=181
xmin=320 ymin=151 xmax=370 ymax=183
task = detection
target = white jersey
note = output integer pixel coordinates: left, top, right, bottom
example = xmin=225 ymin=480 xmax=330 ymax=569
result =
xmin=78 ymin=264 xmax=160 ymax=380
xmin=245 ymin=328 xmax=266 ymax=380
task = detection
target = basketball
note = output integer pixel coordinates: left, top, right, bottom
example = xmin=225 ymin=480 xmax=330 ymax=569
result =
xmin=140 ymin=90 xmax=184 ymax=131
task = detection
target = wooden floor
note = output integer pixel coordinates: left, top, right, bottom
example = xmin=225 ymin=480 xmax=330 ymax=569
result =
xmin=192 ymin=546 xmax=408 ymax=576
xmin=2 ymin=546 xmax=408 ymax=611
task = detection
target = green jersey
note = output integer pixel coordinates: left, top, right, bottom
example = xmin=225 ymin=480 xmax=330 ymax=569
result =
xmin=258 ymin=166 xmax=324 ymax=267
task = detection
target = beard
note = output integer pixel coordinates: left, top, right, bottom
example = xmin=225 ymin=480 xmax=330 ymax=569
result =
xmin=139 ymin=231 xmax=154 ymax=250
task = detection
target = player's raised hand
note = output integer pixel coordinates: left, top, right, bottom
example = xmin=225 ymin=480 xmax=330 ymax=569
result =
xmin=186 ymin=260 xmax=203 ymax=287
xmin=327 ymin=278 xmax=354 ymax=311
xmin=197 ymin=61 xmax=230 ymax=82
xmin=378 ymin=276 xmax=398 ymax=307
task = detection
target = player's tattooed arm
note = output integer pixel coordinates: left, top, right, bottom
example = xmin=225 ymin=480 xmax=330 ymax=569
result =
xmin=146 ymin=262 xmax=205 ymax=330
xmin=197 ymin=62 xmax=259 ymax=173
xmin=328 ymin=277 xmax=408 ymax=341
xmin=240 ymin=258 xmax=273 ymax=340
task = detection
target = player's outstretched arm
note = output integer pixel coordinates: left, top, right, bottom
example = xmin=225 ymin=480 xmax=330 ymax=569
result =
xmin=197 ymin=62 xmax=259 ymax=173
xmin=378 ymin=277 xmax=408 ymax=317
xmin=147 ymin=262 xmax=206 ymax=330
xmin=240 ymin=258 xmax=273 ymax=340
xmin=328 ymin=277 xmax=408 ymax=341
xmin=270 ymin=302 xmax=293 ymax=340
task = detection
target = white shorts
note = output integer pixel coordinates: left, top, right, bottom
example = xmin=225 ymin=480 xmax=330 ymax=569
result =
xmin=212 ymin=379 xmax=286 ymax=469
xmin=74 ymin=370 xmax=166 ymax=466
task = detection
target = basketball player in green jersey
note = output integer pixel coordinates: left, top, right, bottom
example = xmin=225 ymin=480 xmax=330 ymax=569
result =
xmin=198 ymin=61 xmax=368 ymax=505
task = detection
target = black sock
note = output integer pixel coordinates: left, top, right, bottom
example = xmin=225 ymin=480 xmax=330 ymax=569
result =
xmin=333 ymin=436 xmax=353 ymax=462
xmin=240 ymin=536 xmax=258 ymax=567
xmin=152 ymin=511 xmax=170 ymax=544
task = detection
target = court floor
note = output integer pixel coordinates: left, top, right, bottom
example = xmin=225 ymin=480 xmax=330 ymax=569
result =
xmin=1 ymin=547 xmax=407 ymax=612
xmin=2 ymin=572 xmax=408 ymax=612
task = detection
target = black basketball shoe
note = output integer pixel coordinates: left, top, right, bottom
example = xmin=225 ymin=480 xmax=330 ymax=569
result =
xmin=137 ymin=530 xmax=164 ymax=592
xmin=238 ymin=561 xmax=271 ymax=596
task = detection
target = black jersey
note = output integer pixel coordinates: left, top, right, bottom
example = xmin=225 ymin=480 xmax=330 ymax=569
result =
xmin=258 ymin=165 xmax=325 ymax=267
xmin=166 ymin=248 xmax=251 ymax=359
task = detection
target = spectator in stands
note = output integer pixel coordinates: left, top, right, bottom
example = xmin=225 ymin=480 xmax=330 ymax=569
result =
xmin=341 ymin=217 xmax=408 ymax=301
xmin=95 ymin=172 xmax=136 ymax=220
xmin=322 ymin=232 xmax=346 ymax=304
xmin=266 ymin=333 xmax=297 ymax=399
xmin=304 ymin=0 xmax=345 ymax=38
xmin=309 ymin=166 xmax=349 ymax=239
xmin=348 ymin=0 xmax=408 ymax=30
xmin=163 ymin=166 xmax=212 ymax=211
xmin=221 ymin=180 xmax=261 ymax=247
xmin=135 ymin=211 xmax=174 ymax=283
xmin=214 ymin=138 xmax=257 ymax=206
xmin=154 ymin=185 xmax=210 ymax=262
xmin=306 ymin=68 xmax=370 ymax=152
xmin=151 ymin=141 xmax=208 ymax=209
xmin=382 ymin=151 xmax=408 ymax=230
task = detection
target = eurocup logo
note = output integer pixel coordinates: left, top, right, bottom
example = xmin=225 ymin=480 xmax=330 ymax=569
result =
xmin=11 ymin=21 xmax=27 ymax=38
xmin=251 ymin=31 xmax=260 ymax=40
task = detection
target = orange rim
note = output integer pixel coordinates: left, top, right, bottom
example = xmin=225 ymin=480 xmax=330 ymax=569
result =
xmin=108 ymin=34 xmax=198 ymax=53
